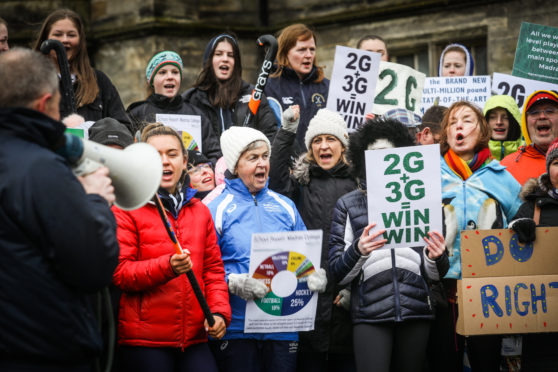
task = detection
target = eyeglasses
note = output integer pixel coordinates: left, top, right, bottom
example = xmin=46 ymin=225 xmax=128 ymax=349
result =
xmin=526 ymin=108 xmax=558 ymax=117
xmin=187 ymin=163 xmax=212 ymax=175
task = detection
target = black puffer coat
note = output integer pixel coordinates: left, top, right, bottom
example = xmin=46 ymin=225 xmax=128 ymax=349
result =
xmin=513 ymin=174 xmax=558 ymax=224
xmin=269 ymin=128 xmax=356 ymax=353
xmin=329 ymin=187 xmax=449 ymax=324
xmin=183 ymin=81 xmax=277 ymax=143
xmin=127 ymin=93 xmax=222 ymax=164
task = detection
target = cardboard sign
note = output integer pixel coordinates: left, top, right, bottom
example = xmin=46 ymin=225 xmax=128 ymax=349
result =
xmin=492 ymin=72 xmax=558 ymax=111
xmin=421 ymin=76 xmax=491 ymax=115
xmin=512 ymin=22 xmax=558 ymax=84
xmin=365 ymin=144 xmax=442 ymax=249
xmin=373 ymin=61 xmax=425 ymax=116
xmin=244 ymin=230 xmax=322 ymax=333
xmin=457 ymin=227 xmax=558 ymax=336
xmin=326 ymin=46 xmax=381 ymax=131
xmin=155 ymin=113 xmax=202 ymax=151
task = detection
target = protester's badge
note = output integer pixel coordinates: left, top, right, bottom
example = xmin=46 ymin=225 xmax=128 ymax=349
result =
xmin=326 ymin=46 xmax=381 ymax=131
xmin=365 ymin=144 xmax=442 ymax=249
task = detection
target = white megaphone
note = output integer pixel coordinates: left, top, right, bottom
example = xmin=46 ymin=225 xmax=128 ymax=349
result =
xmin=60 ymin=134 xmax=162 ymax=210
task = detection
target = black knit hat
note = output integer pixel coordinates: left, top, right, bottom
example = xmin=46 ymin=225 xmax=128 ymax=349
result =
xmin=88 ymin=118 xmax=133 ymax=148
xmin=187 ymin=150 xmax=210 ymax=167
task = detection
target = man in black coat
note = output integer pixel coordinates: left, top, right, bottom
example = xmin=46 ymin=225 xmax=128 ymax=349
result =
xmin=0 ymin=48 xmax=119 ymax=371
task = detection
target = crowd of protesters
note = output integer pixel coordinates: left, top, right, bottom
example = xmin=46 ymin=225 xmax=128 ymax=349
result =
xmin=1 ymin=7 xmax=558 ymax=372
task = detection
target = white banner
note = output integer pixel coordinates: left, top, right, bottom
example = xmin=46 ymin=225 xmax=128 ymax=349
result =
xmin=326 ymin=46 xmax=381 ymax=131
xmin=373 ymin=61 xmax=425 ymax=116
xmin=244 ymin=230 xmax=322 ymax=333
xmin=366 ymin=145 xmax=442 ymax=249
xmin=421 ymin=76 xmax=491 ymax=114
xmin=492 ymin=72 xmax=558 ymax=112
xmin=155 ymin=113 xmax=203 ymax=152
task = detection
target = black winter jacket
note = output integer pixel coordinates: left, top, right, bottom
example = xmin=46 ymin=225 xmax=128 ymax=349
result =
xmin=269 ymin=129 xmax=356 ymax=353
xmin=0 ymin=107 xmax=119 ymax=364
xmin=60 ymin=69 xmax=130 ymax=129
xmin=127 ymin=93 xmax=222 ymax=164
xmin=512 ymin=174 xmax=558 ymax=225
xmin=183 ymin=81 xmax=277 ymax=143
xmin=329 ymin=188 xmax=449 ymax=324
xmin=265 ymin=66 xmax=329 ymax=152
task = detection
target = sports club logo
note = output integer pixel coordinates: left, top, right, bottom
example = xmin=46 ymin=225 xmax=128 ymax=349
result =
xmin=312 ymin=93 xmax=325 ymax=108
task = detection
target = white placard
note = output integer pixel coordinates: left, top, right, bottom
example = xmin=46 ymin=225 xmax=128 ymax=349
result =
xmin=326 ymin=46 xmax=381 ymax=131
xmin=366 ymin=145 xmax=442 ymax=249
xmin=244 ymin=230 xmax=323 ymax=333
xmin=373 ymin=61 xmax=425 ymax=116
xmin=421 ymin=76 xmax=491 ymax=114
xmin=492 ymin=72 xmax=558 ymax=112
xmin=155 ymin=113 xmax=203 ymax=151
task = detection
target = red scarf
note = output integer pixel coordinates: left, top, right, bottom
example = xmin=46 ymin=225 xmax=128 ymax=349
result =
xmin=444 ymin=148 xmax=492 ymax=180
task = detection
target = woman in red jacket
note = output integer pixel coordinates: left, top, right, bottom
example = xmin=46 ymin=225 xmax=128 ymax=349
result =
xmin=112 ymin=123 xmax=230 ymax=372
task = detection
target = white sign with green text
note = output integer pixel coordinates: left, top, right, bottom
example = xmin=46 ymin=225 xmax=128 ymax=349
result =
xmin=373 ymin=61 xmax=425 ymax=116
xmin=366 ymin=144 xmax=442 ymax=249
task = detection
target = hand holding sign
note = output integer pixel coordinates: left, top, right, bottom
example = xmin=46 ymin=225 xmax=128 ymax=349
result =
xmin=423 ymin=231 xmax=446 ymax=260
xmin=357 ymin=223 xmax=387 ymax=255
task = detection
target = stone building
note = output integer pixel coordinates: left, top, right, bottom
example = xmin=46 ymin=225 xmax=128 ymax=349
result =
xmin=2 ymin=0 xmax=557 ymax=108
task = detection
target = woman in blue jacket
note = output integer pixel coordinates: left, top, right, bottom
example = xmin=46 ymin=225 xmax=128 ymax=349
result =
xmin=208 ymin=126 xmax=308 ymax=372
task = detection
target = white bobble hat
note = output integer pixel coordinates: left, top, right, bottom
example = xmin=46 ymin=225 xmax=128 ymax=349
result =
xmin=304 ymin=108 xmax=349 ymax=149
xmin=220 ymin=127 xmax=271 ymax=173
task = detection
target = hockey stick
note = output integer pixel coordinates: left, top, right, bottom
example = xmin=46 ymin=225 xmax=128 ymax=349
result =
xmin=153 ymin=194 xmax=216 ymax=327
xmin=40 ymin=39 xmax=76 ymax=115
xmin=242 ymin=34 xmax=278 ymax=127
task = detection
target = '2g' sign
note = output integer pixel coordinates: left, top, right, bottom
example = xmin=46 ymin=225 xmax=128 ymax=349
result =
xmin=492 ymin=72 xmax=558 ymax=111
xmin=373 ymin=61 xmax=426 ymax=116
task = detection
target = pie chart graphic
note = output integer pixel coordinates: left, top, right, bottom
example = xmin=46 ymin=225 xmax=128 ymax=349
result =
xmin=252 ymin=251 xmax=315 ymax=316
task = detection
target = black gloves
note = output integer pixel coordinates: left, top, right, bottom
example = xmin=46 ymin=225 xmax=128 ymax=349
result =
xmin=510 ymin=218 xmax=537 ymax=244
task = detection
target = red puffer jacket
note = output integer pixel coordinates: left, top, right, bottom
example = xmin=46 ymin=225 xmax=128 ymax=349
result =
xmin=112 ymin=198 xmax=230 ymax=349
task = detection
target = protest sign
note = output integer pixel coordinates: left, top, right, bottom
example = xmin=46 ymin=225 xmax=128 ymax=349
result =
xmin=492 ymin=72 xmax=558 ymax=111
xmin=421 ymin=76 xmax=491 ymax=114
xmin=457 ymin=227 xmax=558 ymax=336
xmin=244 ymin=230 xmax=322 ymax=333
xmin=155 ymin=113 xmax=202 ymax=151
xmin=512 ymin=22 xmax=558 ymax=84
xmin=326 ymin=46 xmax=381 ymax=131
xmin=373 ymin=61 xmax=425 ymax=116
xmin=365 ymin=144 xmax=442 ymax=249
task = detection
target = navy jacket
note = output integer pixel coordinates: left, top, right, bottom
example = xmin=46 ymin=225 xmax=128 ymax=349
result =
xmin=0 ymin=107 xmax=119 ymax=364
xmin=265 ymin=66 xmax=329 ymax=152
xmin=329 ymin=189 xmax=449 ymax=324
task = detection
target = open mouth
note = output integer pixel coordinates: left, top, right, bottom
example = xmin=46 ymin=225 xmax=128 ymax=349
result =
xmin=493 ymin=128 xmax=506 ymax=133
xmin=456 ymin=133 xmax=464 ymax=141
xmin=219 ymin=65 xmax=230 ymax=72
xmin=164 ymin=84 xmax=175 ymax=90
xmin=201 ymin=176 xmax=213 ymax=184
xmin=537 ymin=124 xmax=551 ymax=134
xmin=320 ymin=154 xmax=333 ymax=162
xmin=162 ymin=170 xmax=173 ymax=180
xmin=254 ymin=171 xmax=266 ymax=181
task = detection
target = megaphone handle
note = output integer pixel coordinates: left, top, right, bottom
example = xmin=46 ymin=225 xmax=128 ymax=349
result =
xmin=153 ymin=194 xmax=216 ymax=327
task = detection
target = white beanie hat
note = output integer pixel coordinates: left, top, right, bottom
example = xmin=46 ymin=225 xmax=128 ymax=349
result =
xmin=220 ymin=127 xmax=271 ymax=173
xmin=304 ymin=109 xmax=349 ymax=149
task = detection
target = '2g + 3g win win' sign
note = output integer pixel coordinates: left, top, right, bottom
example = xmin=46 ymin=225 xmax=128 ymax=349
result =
xmin=366 ymin=145 xmax=443 ymax=249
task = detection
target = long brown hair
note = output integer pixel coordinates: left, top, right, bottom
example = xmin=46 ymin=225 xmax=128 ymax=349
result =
xmin=193 ymin=34 xmax=243 ymax=109
xmin=33 ymin=9 xmax=98 ymax=108
xmin=271 ymin=23 xmax=324 ymax=83
xmin=439 ymin=101 xmax=490 ymax=155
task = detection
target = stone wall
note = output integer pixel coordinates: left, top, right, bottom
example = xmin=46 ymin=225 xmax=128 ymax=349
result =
xmin=2 ymin=0 xmax=558 ymax=108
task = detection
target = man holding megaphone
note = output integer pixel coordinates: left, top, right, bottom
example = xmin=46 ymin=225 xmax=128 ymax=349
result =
xmin=0 ymin=48 xmax=120 ymax=370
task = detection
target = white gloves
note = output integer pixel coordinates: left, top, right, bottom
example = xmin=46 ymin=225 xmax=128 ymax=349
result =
xmin=307 ymin=268 xmax=327 ymax=293
xmin=228 ymin=273 xmax=269 ymax=300
xmin=336 ymin=289 xmax=351 ymax=311
xmin=281 ymin=105 xmax=300 ymax=133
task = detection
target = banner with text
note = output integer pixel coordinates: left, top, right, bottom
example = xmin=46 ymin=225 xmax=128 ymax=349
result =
xmin=365 ymin=144 xmax=442 ymax=249
xmin=245 ymin=230 xmax=322 ymax=333
xmin=457 ymin=227 xmax=558 ymax=336
xmin=372 ymin=61 xmax=425 ymax=117
xmin=326 ymin=46 xmax=381 ymax=131
xmin=421 ymin=76 xmax=491 ymax=114
xmin=512 ymin=22 xmax=558 ymax=84
xmin=492 ymin=72 xmax=558 ymax=111
xmin=155 ymin=113 xmax=202 ymax=151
